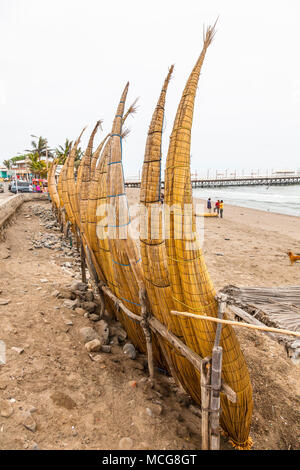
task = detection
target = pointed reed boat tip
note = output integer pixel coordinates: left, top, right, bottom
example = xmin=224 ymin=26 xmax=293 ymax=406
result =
xmin=121 ymin=127 xmax=130 ymax=139
xmin=203 ymin=21 xmax=217 ymax=46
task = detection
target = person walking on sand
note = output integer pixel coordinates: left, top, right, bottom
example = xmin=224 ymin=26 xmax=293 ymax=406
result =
xmin=207 ymin=197 xmax=212 ymax=213
xmin=219 ymin=200 xmax=224 ymax=218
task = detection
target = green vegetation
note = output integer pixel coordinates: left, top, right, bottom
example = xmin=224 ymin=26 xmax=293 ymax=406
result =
xmin=3 ymin=135 xmax=83 ymax=177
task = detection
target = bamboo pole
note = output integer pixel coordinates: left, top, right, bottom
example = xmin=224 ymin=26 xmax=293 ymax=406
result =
xmin=171 ymin=311 xmax=300 ymax=338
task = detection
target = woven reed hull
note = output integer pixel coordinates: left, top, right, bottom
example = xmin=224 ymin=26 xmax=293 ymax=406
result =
xmin=79 ymin=121 xmax=101 ymax=239
xmin=48 ymin=162 xmax=60 ymax=211
xmin=164 ymin=28 xmax=253 ymax=448
xmin=86 ymin=135 xmax=110 ymax=253
xmin=105 ymin=84 xmax=148 ymax=354
xmin=65 ymin=128 xmax=86 ymax=232
xmin=140 ymin=66 xmax=203 ymax=398
xmin=62 ymin=156 xmax=76 ymax=227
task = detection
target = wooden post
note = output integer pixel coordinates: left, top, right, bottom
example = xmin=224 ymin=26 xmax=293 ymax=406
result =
xmin=210 ymin=346 xmax=223 ymax=450
xmin=139 ymin=288 xmax=154 ymax=382
xmin=80 ymin=242 xmax=87 ymax=284
xmin=201 ymin=358 xmax=211 ymax=450
xmin=209 ymin=294 xmax=226 ymax=450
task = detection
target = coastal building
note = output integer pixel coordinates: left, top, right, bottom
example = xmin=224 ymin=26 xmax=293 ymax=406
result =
xmin=0 ymin=166 xmax=9 ymax=179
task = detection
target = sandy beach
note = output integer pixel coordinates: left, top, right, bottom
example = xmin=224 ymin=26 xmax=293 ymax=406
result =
xmin=127 ymin=188 xmax=300 ymax=291
xmin=125 ymin=188 xmax=300 ymax=449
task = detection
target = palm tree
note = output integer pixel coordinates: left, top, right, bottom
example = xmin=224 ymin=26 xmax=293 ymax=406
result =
xmin=26 ymin=135 xmax=53 ymax=161
xmin=27 ymin=153 xmax=47 ymax=178
xmin=3 ymin=159 xmax=11 ymax=169
xmin=55 ymin=138 xmax=83 ymax=169
xmin=55 ymin=138 xmax=73 ymax=164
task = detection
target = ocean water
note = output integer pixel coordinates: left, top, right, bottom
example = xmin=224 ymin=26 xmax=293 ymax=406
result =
xmin=193 ymin=185 xmax=300 ymax=217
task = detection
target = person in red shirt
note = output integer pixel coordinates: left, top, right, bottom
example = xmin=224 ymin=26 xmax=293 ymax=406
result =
xmin=214 ymin=200 xmax=220 ymax=215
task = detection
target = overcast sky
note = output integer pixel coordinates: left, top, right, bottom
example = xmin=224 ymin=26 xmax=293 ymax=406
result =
xmin=1 ymin=0 xmax=300 ymax=177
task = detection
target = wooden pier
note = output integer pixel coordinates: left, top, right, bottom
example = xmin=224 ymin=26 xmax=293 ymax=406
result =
xmin=125 ymin=175 xmax=300 ymax=189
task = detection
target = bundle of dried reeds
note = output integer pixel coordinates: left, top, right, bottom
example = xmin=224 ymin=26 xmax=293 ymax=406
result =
xmin=56 ymin=29 xmax=253 ymax=448
xmin=139 ymin=65 xmax=201 ymax=393
xmin=163 ymin=24 xmax=253 ymax=449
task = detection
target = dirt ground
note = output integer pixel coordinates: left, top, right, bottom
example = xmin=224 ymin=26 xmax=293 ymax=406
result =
xmin=0 ymin=200 xmax=299 ymax=450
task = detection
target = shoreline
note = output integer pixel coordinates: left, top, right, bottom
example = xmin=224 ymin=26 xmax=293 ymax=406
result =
xmin=126 ymin=188 xmax=300 ymax=290
xmin=195 ymin=197 xmax=300 ymax=218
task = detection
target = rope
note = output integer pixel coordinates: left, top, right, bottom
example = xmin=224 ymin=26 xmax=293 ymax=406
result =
xmin=167 ymin=255 xmax=201 ymax=263
xmin=107 ymin=193 xmax=126 ymax=198
xmin=172 ymin=296 xmax=217 ymax=312
xmin=120 ymin=297 xmax=141 ymax=308
xmin=111 ymin=258 xmax=141 ymax=267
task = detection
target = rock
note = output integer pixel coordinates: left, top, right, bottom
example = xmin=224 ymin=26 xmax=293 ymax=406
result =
xmin=23 ymin=414 xmax=37 ymax=432
xmin=70 ymin=281 xmax=87 ymax=292
xmin=123 ymin=343 xmax=136 ymax=360
xmin=11 ymin=347 xmax=24 ymax=354
xmin=75 ymin=307 xmax=86 ymax=315
xmin=63 ymin=299 xmax=79 ymax=310
xmin=100 ymin=345 xmax=111 ymax=353
xmin=119 ymin=437 xmax=133 ymax=450
xmin=146 ymin=404 xmax=163 ymax=417
xmin=40 ymin=279 xmax=48 ymax=283
xmin=89 ymin=314 xmax=100 ymax=322
xmin=0 ymin=299 xmax=11 ymax=306
xmin=65 ymin=320 xmax=73 ymax=326
xmin=51 ymin=290 xmax=60 ymax=297
xmin=85 ymin=339 xmax=102 ymax=353
xmin=81 ymin=301 xmax=97 ymax=313
xmin=111 ymin=326 xmax=127 ymax=342
xmin=63 ymin=262 xmax=72 ymax=268
xmin=116 ymin=327 xmax=127 ymax=342
xmin=97 ymin=320 xmax=110 ymax=344
xmin=0 ymin=382 xmax=7 ymax=390
xmin=79 ymin=327 xmax=100 ymax=344
xmin=85 ymin=290 xmax=94 ymax=302
xmin=0 ymin=400 xmax=14 ymax=418
xmin=58 ymin=290 xmax=75 ymax=300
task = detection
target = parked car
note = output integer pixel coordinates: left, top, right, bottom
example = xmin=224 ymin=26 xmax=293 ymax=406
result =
xmin=10 ymin=181 xmax=32 ymax=193
xmin=0 ymin=182 xmax=4 ymax=193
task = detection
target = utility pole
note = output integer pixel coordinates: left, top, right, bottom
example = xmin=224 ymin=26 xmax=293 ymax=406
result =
xmin=15 ymin=169 xmax=18 ymax=194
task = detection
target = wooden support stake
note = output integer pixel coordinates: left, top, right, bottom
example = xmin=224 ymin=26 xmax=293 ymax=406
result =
xmin=80 ymin=242 xmax=87 ymax=284
xmin=139 ymin=288 xmax=154 ymax=382
xmin=201 ymin=358 xmax=211 ymax=450
xmin=210 ymin=346 xmax=223 ymax=450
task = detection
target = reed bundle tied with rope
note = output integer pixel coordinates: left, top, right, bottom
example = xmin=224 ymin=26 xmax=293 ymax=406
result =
xmin=49 ymin=22 xmax=253 ymax=449
xmin=163 ymin=24 xmax=253 ymax=449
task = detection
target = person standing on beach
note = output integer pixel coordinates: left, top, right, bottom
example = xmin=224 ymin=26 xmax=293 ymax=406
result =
xmin=219 ymin=200 xmax=224 ymax=218
xmin=214 ymin=200 xmax=220 ymax=215
xmin=207 ymin=197 xmax=212 ymax=213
